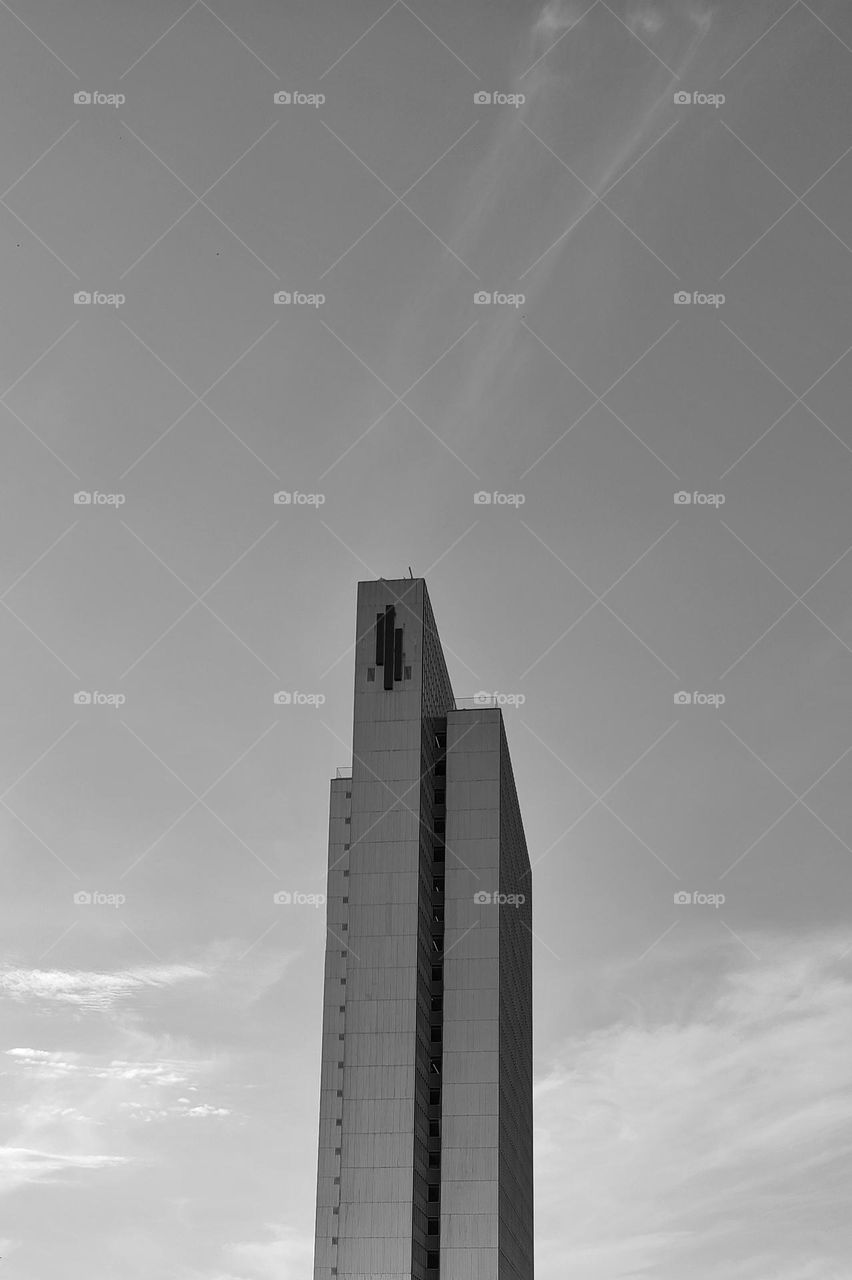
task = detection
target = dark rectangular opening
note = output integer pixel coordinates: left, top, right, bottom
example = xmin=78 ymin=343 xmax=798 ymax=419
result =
xmin=393 ymin=627 xmax=403 ymax=680
xmin=374 ymin=613 xmax=384 ymax=664
xmin=383 ymin=605 xmax=395 ymax=689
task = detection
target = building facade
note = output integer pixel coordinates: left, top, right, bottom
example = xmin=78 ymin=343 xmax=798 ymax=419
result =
xmin=313 ymin=578 xmax=533 ymax=1280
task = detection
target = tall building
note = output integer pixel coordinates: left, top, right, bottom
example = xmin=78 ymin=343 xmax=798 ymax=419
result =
xmin=313 ymin=578 xmax=533 ymax=1280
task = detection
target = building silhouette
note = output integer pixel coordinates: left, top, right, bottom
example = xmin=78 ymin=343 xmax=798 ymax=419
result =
xmin=313 ymin=578 xmax=533 ymax=1280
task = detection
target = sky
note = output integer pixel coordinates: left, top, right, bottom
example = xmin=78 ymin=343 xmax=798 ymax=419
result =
xmin=2 ymin=0 xmax=852 ymax=1276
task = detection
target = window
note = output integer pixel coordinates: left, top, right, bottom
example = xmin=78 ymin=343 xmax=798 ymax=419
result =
xmin=339 ymin=1005 xmax=345 ymax=1013
xmin=433 ymin=878 xmax=444 ymax=895
xmin=343 ymin=843 xmax=350 ymax=850
xmin=433 ymin=845 xmax=445 ymax=862
xmin=430 ymin=1026 xmax=442 ymax=1041
xmin=434 ymin=759 xmax=445 ymax=776
xmin=367 ymin=667 xmax=375 ymax=681
xmin=434 ymin=789 xmax=445 ymax=806
xmin=427 ymin=1218 xmax=439 ymax=1235
xmin=343 ymin=870 xmax=349 ymax=877
xmin=344 ymin=817 xmax=350 ymax=824
xmin=429 ymin=1090 xmax=440 ymax=1107
xmin=342 ymin=896 xmax=348 ymax=904
xmin=429 ymin=1059 xmax=441 ymax=1075
xmin=427 ymin=1251 xmax=439 ymax=1268
xmin=428 ymin=1151 xmax=440 ymax=1167
xmin=430 ymin=996 xmax=442 ymax=1012
xmin=431 ymin=966 xmax=442 ymax=982
xmin=427 ymin=1184 xmax=439 ymax=1201
xmin=404 ymin=665 xmax=412 ymax=679
xmin=428 ymin=1120 xmax=440 ymax=1137
xmin=345 ymin=791 xmax=351 ymax=798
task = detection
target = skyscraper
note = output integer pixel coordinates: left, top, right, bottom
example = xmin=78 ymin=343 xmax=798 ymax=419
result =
xmin=313 ymin=578 xmax=533 ymax=1280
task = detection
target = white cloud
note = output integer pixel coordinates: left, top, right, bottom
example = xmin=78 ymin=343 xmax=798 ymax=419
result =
xmin=227 ymin=1225 xmax=314 ymax=1280
xmin=0 ymin=963 xmax=206 ymax=1011
xmin=0 ymin=1147 xmax=129 ymax=1195
xmin=535 ymin=935 xmax=852 ymax=1278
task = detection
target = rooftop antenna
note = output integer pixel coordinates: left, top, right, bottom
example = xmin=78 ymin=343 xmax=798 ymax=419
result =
xmin=408 ymin=566 xmax=413 ymax=578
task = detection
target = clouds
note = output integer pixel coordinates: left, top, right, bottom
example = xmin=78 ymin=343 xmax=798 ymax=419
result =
xmin=535 ymin=934 xmax=852 ymax=1278
xmin=0 ymin=1147 xmax=129 ymax=1196
xmin=0 ymin=962 xmax=206 ymax=1011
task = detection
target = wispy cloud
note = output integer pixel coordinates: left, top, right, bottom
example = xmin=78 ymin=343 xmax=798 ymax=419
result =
xmin=535 ymin=933 xmax=852 ymax=1278
xmin=0 ymin=963 xmax=206 ymax=1011
xmin=0 ymin=1147 xmax=130 ymax=1195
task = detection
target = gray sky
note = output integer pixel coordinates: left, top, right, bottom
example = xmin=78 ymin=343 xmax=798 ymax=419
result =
xmin=2 ymin=0 xmax=852 ymax=1276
